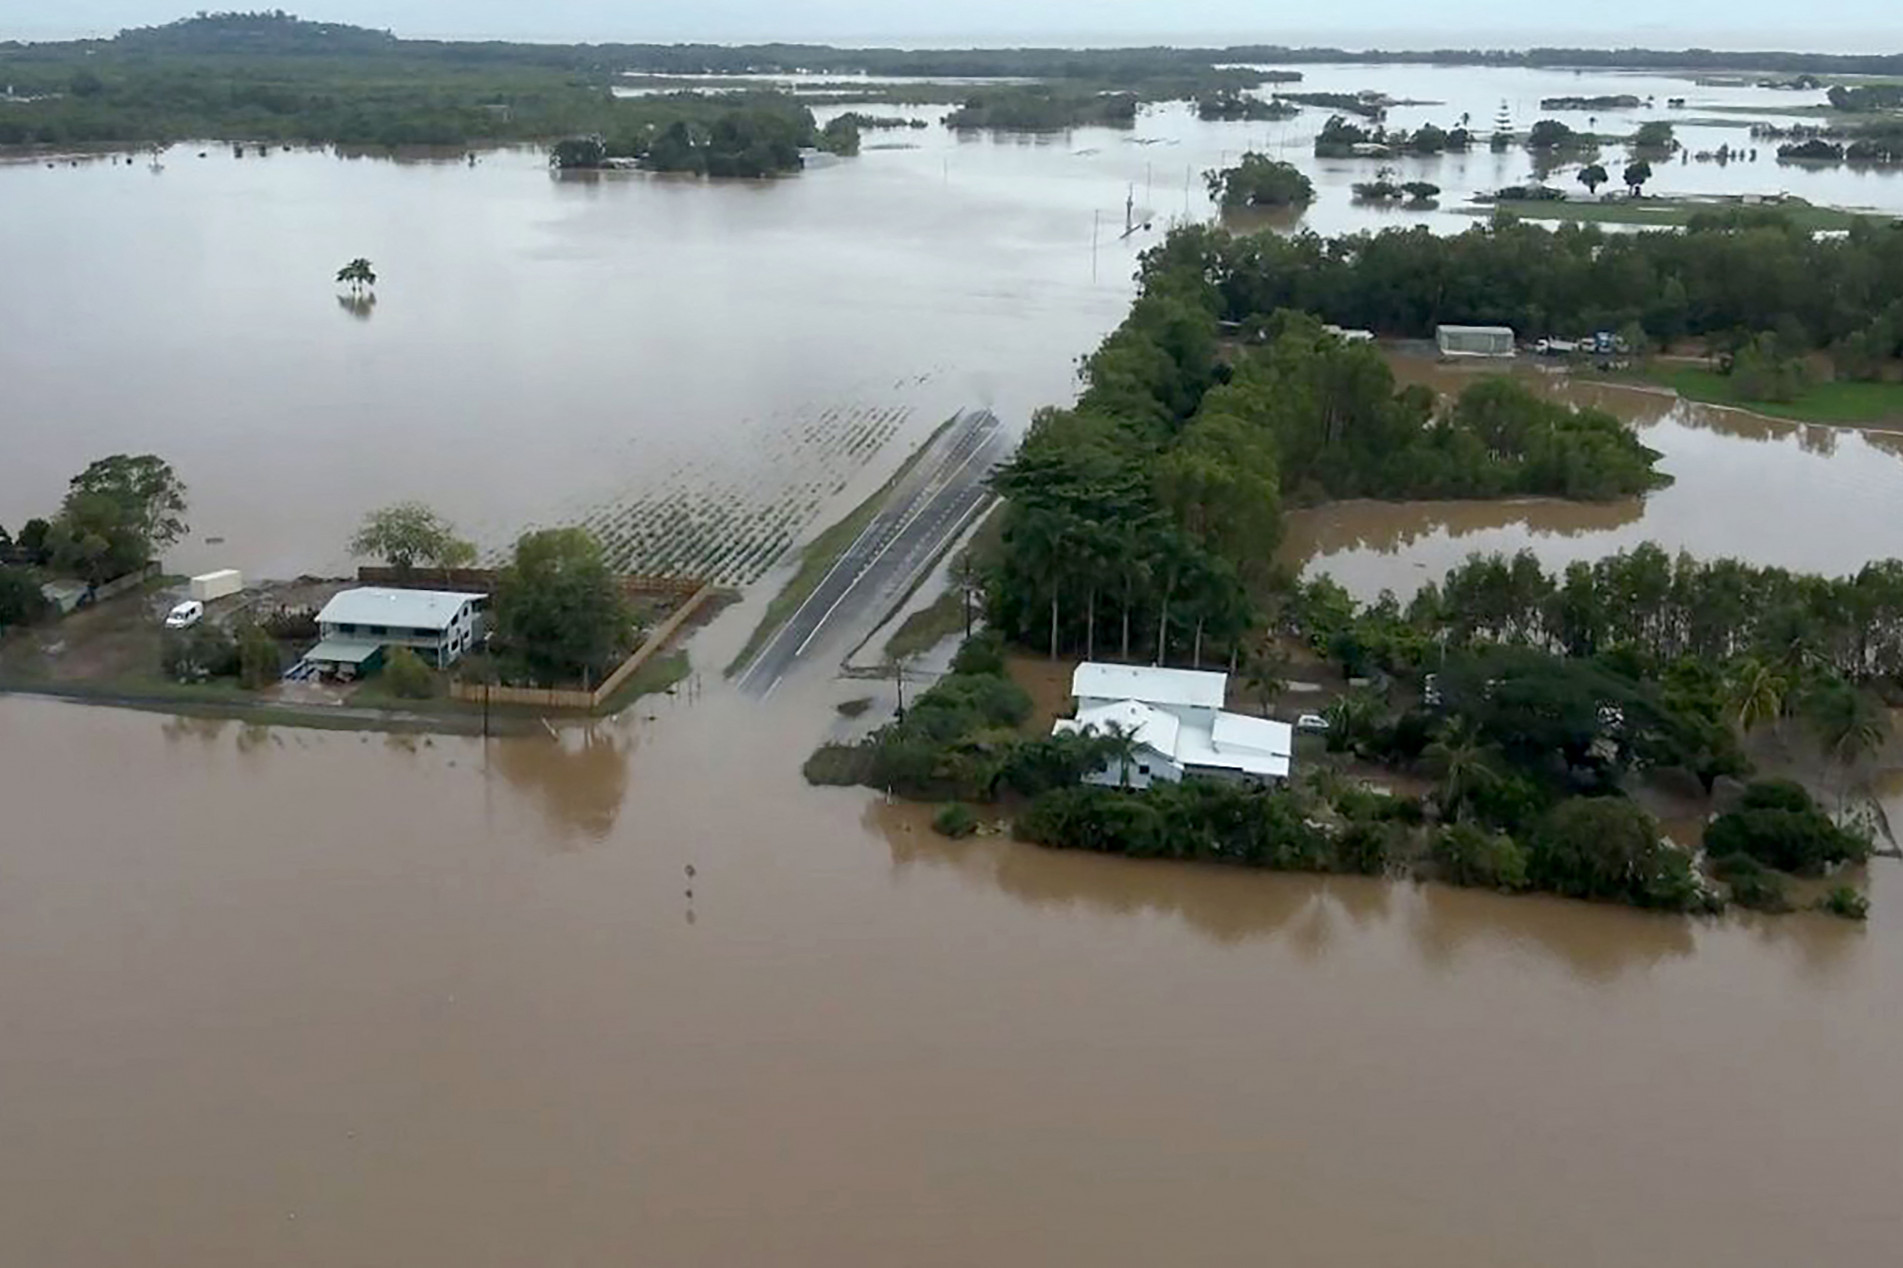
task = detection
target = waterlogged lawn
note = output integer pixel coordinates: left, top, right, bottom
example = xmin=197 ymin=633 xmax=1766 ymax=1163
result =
xmin=1656 ymin=366 xmax=1903 ymax=424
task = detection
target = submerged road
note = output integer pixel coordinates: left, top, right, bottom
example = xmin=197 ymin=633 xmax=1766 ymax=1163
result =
xmin=737 ymin=409 xmax=1007 ymax=697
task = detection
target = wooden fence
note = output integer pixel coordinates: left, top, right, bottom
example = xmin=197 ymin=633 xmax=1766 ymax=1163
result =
xmin=448 ymin=582 xmax=718 ymax=713
xmin=357 ymin=566 xmax=704 ymax=600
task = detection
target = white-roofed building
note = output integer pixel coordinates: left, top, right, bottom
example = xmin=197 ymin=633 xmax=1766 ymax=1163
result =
xmin=311 ymin=587 xmax=487 ymax=673
xmin=1056 ymin=662 xmax=1294 ymax=788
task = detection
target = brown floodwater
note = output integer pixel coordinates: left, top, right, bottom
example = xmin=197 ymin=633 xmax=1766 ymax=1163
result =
xmin=2 ymin=597 xmax=1900 ymax=1266
xmin=8 ymin=62 xmax=1903 ymax=1266
xmin=7 ymin=61 xmax=1903 ymax=586
xmin=1286 ymin=363 xmax=1903 ymax=597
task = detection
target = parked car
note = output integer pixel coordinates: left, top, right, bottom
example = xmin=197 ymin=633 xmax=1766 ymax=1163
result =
xmin=1296 ymin=712 xmax=1331 ymax=733
xmin=163 ymin=599 xmax=204 ymax=630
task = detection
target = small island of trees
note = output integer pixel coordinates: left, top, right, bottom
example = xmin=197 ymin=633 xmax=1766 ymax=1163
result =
xmin=1204 ymin=153 xmax=1314 ymax=209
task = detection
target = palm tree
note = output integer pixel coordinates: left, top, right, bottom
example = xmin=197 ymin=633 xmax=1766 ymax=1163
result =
xmin=1806 ymin=683 xmax=1891 ymax=808
xmin=1096 ymin=720 xmax=1141 ymax=788
xmin=1424 ymin=720 xmax=1498 ymax=822
xmin=1242 ymin=641 xmax=1288 ymax=717
xmin=335 ymin=257 xmax=377 ymax=294
xmin=1724 ymin=656 xmax=1788 ymax=735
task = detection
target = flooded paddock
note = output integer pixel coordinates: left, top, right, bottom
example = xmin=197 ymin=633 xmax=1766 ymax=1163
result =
xmin=0 ymin=657 xmax=1898 ymax=1266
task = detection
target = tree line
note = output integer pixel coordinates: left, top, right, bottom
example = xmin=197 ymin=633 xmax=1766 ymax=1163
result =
xmin=551 ymin=96 xmax=829 ymax=177
xmin=981 ymin=254 xmax=1666 ymax=672
xmin=1142 ymin=217 xmax=1903 ymax=367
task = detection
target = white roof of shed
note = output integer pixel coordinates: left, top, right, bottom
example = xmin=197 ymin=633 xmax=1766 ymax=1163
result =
xmin=1210 ymin=711 xmax=1294 ymax=759
xmin=1071 ymin=662 xmax=1227 ymax=711
xmin=317 ymin=587 xmax=483 ymax=631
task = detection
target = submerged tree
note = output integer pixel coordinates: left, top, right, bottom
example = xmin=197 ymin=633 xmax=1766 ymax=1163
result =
xmin=336 ymin=257 xmax=377 ymax=293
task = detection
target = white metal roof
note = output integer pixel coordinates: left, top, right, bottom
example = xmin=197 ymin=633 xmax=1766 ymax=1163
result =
xmin=1056 ymin=701 xmax=1293 ymax=781
xmin=1210 ymin=712 xmax=1294 ymax=760
xmin=317 ymin=587 xmax=482 ymax=631
xmin=1176 ymin=714 xmax=1292 ymax=780
xmin=1056 ymin=699 xmax=1182 ymax=757
xmin=1071 ymin=662 xmax=1228 ymax=711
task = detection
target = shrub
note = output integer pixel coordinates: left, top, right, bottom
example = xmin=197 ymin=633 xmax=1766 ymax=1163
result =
xmin=235 ymin=621 xmax=281 ymax=690
xmin=1817 ymin=886 xmax=1869 ymax=921
xmin=1528 ymin=796 xmax=1712 ymax=911
xmin=161 ymin=625 xmax=238 ymax=681
xmin=1705 ymin=782 xmax=1866 ymax=874
xmin=933 ymin=803 xmax=979 ymax=839
xmin=1710 ymin=852 xmax=1791 ymax=913
xmin=803 ymin=742 xmax=874 ymax=787
xmin=1434 ymin=823 xmax=1529 ymax=890
xmin=949 ymin=631 xmax=1007 ymax=677
xmin=0 ymin=567 xmax=50 ymax=628
xmin=383 ymin=645 xmax=436 ymax=699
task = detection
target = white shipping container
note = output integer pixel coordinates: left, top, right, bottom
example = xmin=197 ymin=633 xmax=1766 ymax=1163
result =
xmin=189 ymin=569 xmax=244 ymax=602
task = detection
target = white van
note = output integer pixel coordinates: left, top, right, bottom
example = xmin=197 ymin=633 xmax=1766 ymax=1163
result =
xmin=164 ymin=600 xmax=205 ymax=630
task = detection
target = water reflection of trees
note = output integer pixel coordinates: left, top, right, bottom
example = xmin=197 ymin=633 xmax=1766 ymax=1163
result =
xmin=878 ymin=811 xmax=1331 ymax=948
xmin=336 ymin=292 xmax=377 ymax=320
xmin=492 ymin=727 xmax=632 ymax=846
xmin=875 ymin=805 xmax=1885 ymax=983
xmin=1283 ymin=494 xmax=1643 ymax=560
xmin=1408 ymin=881 xmax=1695 ymax=982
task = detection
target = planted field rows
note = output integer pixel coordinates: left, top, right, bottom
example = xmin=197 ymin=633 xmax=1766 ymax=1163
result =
xmin=500 ymin=400 xmax=915 ymax=586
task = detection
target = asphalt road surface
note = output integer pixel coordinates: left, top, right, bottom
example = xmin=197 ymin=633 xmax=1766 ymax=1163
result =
xmin=737 ymin=409 xmax=1007 ymax=697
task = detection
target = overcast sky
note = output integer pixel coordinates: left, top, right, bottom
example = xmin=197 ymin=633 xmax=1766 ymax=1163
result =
xmin=7 ymin=1 xmax=1901 ymax=52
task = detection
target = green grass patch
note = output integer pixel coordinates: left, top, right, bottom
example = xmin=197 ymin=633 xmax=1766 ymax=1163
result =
xmin=1483 ymin=197 xmax=1895 ymax=233
xmin=597 ymin=649 xmax=691 ymax=715
xmin=1651 ymin=365 xmax=1903 ymax=423
xmin=727 ymin=414 xmax=961 ymax=676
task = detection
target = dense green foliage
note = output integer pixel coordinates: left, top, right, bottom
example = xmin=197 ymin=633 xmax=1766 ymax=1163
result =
xmin=942 ymin=86 xmax=1138 ymax=131
xmin=491 ymin=528 xmax=631 ymax=685
xmin=1826 ymin=83 xmax=1903 ymax=112
xmin=1018 ymin=781 xmax=1350 ymax=871
xmin=161 ymin=623 xmax=238 ymax=681
xmin=933 ymin=803 xmax=979 ymax=839
xmin=0 ymin=14 xmax=830 ymax=155
xmin=21 ymin=454 xmax=191 ymax=586
xmin=1527 ymin=119 xmax=1589 ymax=150
xmin=0 ymin=568 xmax=49 ymax=629
xmin=1705 ymin=781 xmax=1867 ymax=873
xmin=1313 ymin=114 xmax=1476 ymax=161
xmin=804 ymin=635 xmax=1121 ymax=801
xmin=381 ymin=644 xmax=436 ymax=699
xmin=1397 ymin=544 xmax=1903 ymax=684
xmin=1527 ymin=797 xmax=1712 ymax=910
xmin=1204 ymin=153 xmax=1313 ymax=208
xmin=1225 ymin=318 xmax=1662 ymax=502
xmin=1142 ymin=217 xmax=1903 ymax=358
xmin=1632 ymin=120 xmax=1677 ymax=151
xmin=348 ymin=501 xmax=474 ymax=572
xmin=1196 ymin=91 xmax=1298 ymax=122
xmin=984 ymin=249 xmax=1664 ymax=668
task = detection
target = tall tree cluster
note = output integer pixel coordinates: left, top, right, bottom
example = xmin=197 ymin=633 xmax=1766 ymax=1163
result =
xmin=1144 ymin=217 xmax=1903 ymax=367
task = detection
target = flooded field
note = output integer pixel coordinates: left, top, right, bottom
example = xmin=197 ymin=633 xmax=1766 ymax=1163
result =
xmin=4 ymin=64 xmax=1903 ymax=589
xmin=2 ymin=642 xmax=1899 ymax=1266
xmin=7 ymin=60 xmax=1903 ymax=1266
